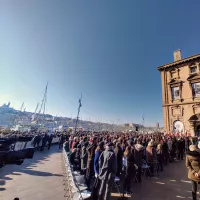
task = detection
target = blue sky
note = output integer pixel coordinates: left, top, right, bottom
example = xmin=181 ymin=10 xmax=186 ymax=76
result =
xmin=0 ymin=0 xmax=200 ymax=126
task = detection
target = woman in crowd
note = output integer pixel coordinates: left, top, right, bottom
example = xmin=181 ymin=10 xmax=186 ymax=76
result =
xmin=124 ymin=146 xmax=136 ymax=194
xmin=85 ymin=137 xmax=98 ymax=190
xmin=186 ymin=145 xmax=200 ymax=200
xmin=156 ymin=143 xmax=164 ymax=171
xmin=134 ymin=143 xmax=144 ymax=183
xmin=114 ymin=142 xmax=123 ymax=177
xmin=80 ymin=139 xmax=88 ymax=174
xmin=146 ymin=140 xmax=156 ymax=176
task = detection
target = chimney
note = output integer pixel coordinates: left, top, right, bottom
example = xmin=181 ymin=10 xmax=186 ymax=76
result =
xmin=174 ymin=49 xmax=182 ymax=62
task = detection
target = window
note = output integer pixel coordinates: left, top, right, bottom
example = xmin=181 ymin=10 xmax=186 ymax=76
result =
xmin=192 ymin=83 xmax=200 ymax=97
xmin=172 ymin=87 xmax=180 ymax=100
xmin=190 ymin=66 xmax=197 ymax=74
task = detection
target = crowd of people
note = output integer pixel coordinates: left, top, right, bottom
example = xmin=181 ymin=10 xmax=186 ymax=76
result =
xmin=2 ymin=130 xmax=200 ymax=200
xmin=62 ymin=131 xmax=196 ymax=200
xmin=0 ymin=130 xmax=66 ymax=151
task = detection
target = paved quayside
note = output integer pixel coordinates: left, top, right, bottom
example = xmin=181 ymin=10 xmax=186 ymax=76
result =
xmin=0 ymin=145 xmax=65 ymax=200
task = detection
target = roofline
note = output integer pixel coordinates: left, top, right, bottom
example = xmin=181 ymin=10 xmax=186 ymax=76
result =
xmin=157 ymin=54 xmax=200 ymax=71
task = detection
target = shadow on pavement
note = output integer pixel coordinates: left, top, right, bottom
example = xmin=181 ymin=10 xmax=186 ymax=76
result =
xmin=0 ymin=145 xmax=60 ymax=190
xmin=110 ymin=160 xmax=193 ymax=200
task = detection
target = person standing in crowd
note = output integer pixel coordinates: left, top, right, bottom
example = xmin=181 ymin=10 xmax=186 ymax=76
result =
xmin=146 ymin=140 xmax=156 ymax=176
xmin=156 ymin=144 xmax=164 ymax=171
xmin=94 ymin=142 xmax=104 ymax=176
xmin=86 ymin=137 xmax=98 ymax=190
xmin=69 ymin=147 xmax=81 ymax=170
xmin=40 ymin=133 xmax=48 ymax=151
xmin=167 ymin=138 xmax=173 ymax=162
xmin=33 ymin=133 xmax=41 ymax=150
xmin=162 ymin=139 xmax=169 ymax=165
xmin=114 ymin=142 xmax=123 ymax=178
xmin=177 ymin=137 xmax=185 ymax=160
xmin=80 ymin=138 xmax=88 ymax=175
xmin=98 ymin=142 xmax=117 ymax=200
xmin=186 ymin=145 xmax=200 ymax=200
xmin=59 ymin=133 xmax=66 ymax=149
xmin=71 ymin=137 xmax=79 ymax=151
xmin=185 ymin=137 xmax=190 ymax=152
xmin=47 ymin=134 xmax=53 ymax=150
xmin=123 ymin=146 xmax=136 ymax=194
xmin=134 ymin=143 xmax=144 ymax=183
xmin=63 ymin=140 xmax=70 ymax=153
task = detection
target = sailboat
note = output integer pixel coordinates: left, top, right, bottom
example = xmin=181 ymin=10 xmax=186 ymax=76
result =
xmin=30 ymin=82 xmax=49 ymax=132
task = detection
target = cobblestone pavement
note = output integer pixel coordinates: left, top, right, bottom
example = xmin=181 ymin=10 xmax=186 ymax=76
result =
xmin=111 ymin=159 xmax=194 ymax=200
xmin=0 ymin=145 xmax=65 ymax=200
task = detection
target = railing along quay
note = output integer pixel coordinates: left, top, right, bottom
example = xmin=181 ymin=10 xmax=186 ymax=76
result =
xmin=62 ymin=147 xmax=91 ymax=200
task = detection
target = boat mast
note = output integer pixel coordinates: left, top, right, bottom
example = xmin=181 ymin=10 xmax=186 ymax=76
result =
xmin=37 ymin=82 xmax=48 ymax=124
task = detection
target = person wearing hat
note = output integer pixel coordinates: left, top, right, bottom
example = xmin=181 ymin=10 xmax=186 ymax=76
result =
xmin=98 ymin=142 xmax=117 ymax=200
xmin=134 ymin=144 xmax=145 ymax=183
xmin=123 ymin=145 xmax=136 ymax=194
xmin=156 ymin=144 xmax=164 ymax=171
xmin=146 ymin=140 xmax=156 ymax=176
xmin=186 ymin=145 xmax=200 ymax=200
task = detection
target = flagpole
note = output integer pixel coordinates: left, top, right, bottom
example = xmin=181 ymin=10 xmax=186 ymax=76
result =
xmin=74 ymin=94 xmax=82 ymax=135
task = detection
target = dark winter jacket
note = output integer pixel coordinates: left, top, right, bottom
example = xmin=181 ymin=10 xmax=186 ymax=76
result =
xmin=98 ymin=147 xmax=117 ymax=180
xmin=80 ymin=142 xmax=88 ymax=170
xmin=86 ymin=143 xmax=97 ymax=170
xmin=114 ymin=146 xmax=123 ymax=176
xmin=124 ymin=153 xmax=136 ymax=178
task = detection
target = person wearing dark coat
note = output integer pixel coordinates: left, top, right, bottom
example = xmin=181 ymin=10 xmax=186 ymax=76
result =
xmin=134 ymin=144 xmax=144 ymax=183
xmin=40 ymin=134 xmax=48 ymax=151
xmin=177 ymin=138 xmax=185 ymax=160
xmin=162 ymin=140 xmax=169 ymax=165
xmin=186 ymin=145 xmax=200 ymax=200
xmin=114 ymin=142 xmax=123 ymax=177
xmin=146 ymin=140 xmax=156 ymax=176
xmin=80 ymin=141 xmax=88 ymax=173
xmin=70 ymin=146 xmax=81 ymax=170
xmin=123 ymin=146 xmax=136 ymax=194
xmin=59 ymin=134 xmax=66 ymax=149
xmin=85 ymin=137 xmax=98 ymax=190
xmin=33 ymin=134 xmax=41 ymax=150
xmin=98 ymin=142 xmax=117 ymax=200
xmin=48 ymin=134 xmax=53 ymax=150
xmin=185 ymin=137 xmax=190 ymax=152
xmin=156 ymin=144 xmax=164 ymax=171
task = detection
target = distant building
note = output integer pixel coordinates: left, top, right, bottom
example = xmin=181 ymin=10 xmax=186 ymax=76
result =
xmin=158 ymin=50 xmax=200 ymax=136
xmin=156 ymin=122 xmax=159 ymax=128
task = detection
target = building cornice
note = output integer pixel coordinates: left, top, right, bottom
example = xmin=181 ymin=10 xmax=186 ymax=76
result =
xmin=162 ymin=101 xmax=200 ymax=107
xmin=158 ymin=54 xmax=200 ymax=71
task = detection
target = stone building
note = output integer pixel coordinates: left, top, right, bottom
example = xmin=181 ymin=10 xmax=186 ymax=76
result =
xmin=158 ymin=50 xmax=200 ymax=136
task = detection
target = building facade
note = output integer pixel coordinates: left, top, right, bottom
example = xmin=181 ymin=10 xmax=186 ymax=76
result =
xmin=158 ymin=50 xmax=200 ymax=136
